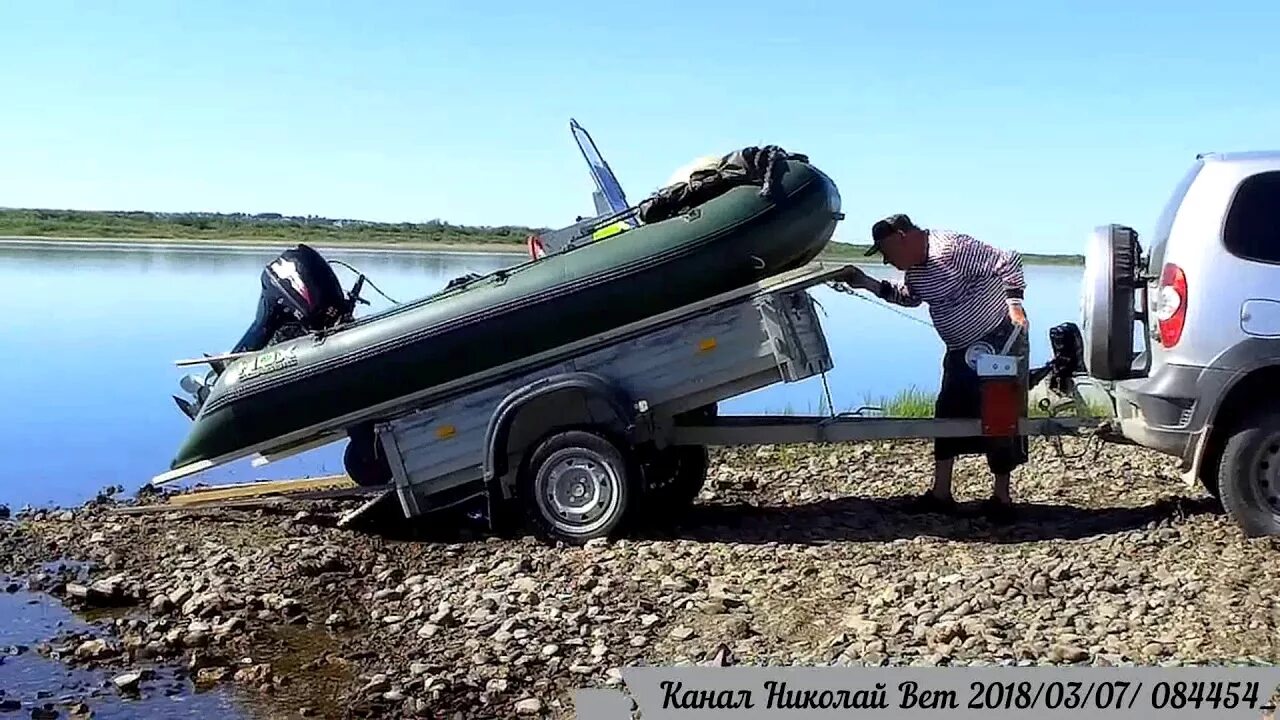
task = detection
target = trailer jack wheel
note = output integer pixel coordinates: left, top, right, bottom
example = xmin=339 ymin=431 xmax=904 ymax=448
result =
xmin=519 ymin=430 xmax=637 ymax=545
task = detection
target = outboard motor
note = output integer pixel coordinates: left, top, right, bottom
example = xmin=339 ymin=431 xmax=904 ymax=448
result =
xmin=232 ymin=243 xmax=350 ymax=353
xmin=173 ymin=244 xmax=361 ymax=421
xmin=1029 ymin=321 xmax=1087 ymax=394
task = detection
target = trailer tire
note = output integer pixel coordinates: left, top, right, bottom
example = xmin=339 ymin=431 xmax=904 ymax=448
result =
xmin=519 ymin=430 xmax=638 ymax=545
xmin=1217 ymin=411 xmax=1280 ymax=537
xmin=344 ymin=425 xmax=392 ymax=487
xmin=643 ymin=445 xmax=710 ymax=511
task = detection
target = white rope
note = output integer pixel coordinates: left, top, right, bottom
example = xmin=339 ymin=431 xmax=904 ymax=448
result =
xmin=827 ymin=281 xmax=935 ymax=330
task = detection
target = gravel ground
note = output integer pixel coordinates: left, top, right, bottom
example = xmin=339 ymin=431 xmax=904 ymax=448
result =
xmin=2 ymin=437 xmax=1279 ymax=719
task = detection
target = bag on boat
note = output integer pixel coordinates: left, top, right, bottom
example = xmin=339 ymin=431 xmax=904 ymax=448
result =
xmin=637 ymin=145 xmax=809 ymax=225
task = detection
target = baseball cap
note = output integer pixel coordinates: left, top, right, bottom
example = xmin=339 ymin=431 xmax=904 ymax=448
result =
xmin=866 ymin=213 xmax=914 ymax=256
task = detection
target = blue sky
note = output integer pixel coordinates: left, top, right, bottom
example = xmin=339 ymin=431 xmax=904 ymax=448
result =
xmin=2 ymin=1 xmax=1278 ymax=254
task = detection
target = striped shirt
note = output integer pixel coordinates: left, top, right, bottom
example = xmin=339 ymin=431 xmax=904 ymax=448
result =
xmin=877 ymin=230 xmax=1025 ymax=349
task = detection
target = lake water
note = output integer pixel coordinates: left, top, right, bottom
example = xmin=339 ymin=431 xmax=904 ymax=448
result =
xmin=0 ymin=242 xmax=1087 ymax=509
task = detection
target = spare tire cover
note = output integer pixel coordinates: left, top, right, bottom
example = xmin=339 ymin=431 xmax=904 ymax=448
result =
xmin=1080 ymin=224 xmax=1138 ymax=381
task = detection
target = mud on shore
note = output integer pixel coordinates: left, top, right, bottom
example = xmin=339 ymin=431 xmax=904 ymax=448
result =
xmin=2 ymin=438 xmax=1278 ymax=719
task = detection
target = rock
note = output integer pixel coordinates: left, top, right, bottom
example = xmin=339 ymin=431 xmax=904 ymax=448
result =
xmin=113 ymin=671 xmax=146 ymax=693
xmin=360 ymin=674 xmax=390 ymax=695
xmin=195 ymin=666 xmax=230 ymax=684
xmin=65 ymin=581 xmax=127 ymax=607
xmin=0 ymin=700 xmax=20 ymax=711
xmin=670 ymin=626 xmax=695 ymax=641
xmin=169 ymin=587 xmax=194 ymax=607
xmin=417 ymin=623 xmax=440 ymax=639
xmin=722 ymin=617 xmax=753 ymax=640
xmin=234 ymin=664 xmax=273 ymax=687
xmin=639 ymin=614 xmax=660 ymax=629
xmin=842 ymin=614 xmax=881 ymax=639
xmin=324 ymin=612 xmax=347 ymax=628
xmin=661 ymin=576 xmax=696 ymax=593
xmin=510 ymin=577 xmax=539 ymax=594
xmin=30 ymin=706 xmax=58 ymax=720
xmin=541 ymin=644 xmax=560 ymax=657
xmin=383 ymin=690 xmax=405 ymax=702
xmin=1050 ymin=644 xmax=1090 ymax=663
xmin=699 ymin=598 xmax=728 ymax=615
xmin=75 ymin=639 xmax=116 ymax=660
xmin=515 ymin=698 xmax=544 ymax=715
xmin=150 ymin=595 xmax=174 ymax=614
xmin=3 ymin=582 xmax=19 ymax=594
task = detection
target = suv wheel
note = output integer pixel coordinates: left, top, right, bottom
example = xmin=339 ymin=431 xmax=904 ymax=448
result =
xmin=1217 ymin=411 xmax=1280 ymax=536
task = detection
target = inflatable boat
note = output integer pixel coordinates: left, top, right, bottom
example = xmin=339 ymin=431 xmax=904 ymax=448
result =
xmin=163 ymin=125 xmax=842 ymax=481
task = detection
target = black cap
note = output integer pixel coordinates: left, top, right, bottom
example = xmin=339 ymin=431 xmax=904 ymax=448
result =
xmin=866 ymin=213 xmax=914 ymax=256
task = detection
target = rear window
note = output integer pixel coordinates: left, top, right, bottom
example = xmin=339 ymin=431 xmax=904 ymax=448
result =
xmin=1224 ymin=171 xmax=1280 ymax=264
xmin=1146 ymin=161 xmax=1203 ymax=272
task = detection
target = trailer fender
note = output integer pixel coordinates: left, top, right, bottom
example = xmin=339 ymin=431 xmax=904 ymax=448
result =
xmin=482 ymin=372 xmax=640 ymax=490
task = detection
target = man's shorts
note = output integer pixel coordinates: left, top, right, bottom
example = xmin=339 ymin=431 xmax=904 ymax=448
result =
xmin=934 ymin=317 xmax=1030 ymax=474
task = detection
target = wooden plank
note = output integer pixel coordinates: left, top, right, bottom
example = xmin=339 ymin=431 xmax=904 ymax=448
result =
xmin=166 ymin=475 xmax=356 ymax=506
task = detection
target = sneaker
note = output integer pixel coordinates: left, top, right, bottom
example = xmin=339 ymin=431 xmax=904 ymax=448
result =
xmin=902 ymin=491 xmax=957 ymax=515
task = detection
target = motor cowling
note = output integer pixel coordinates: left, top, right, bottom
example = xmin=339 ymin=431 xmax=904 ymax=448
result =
xmin=232 ymin=244 xmax=348 ymax=353
xmin=1080 ymin=224 xmax=1142 ymax=381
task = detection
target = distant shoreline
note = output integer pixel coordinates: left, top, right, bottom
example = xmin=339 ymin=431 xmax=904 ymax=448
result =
xmin=0 ymin=234 xmax=1086 ymax=267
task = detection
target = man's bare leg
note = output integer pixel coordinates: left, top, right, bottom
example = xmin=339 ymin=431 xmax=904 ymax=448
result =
xmin=932 ymin=458 xmax=955 ymax=501
xmin=992 ymin=472 xmax=1012 ymax=505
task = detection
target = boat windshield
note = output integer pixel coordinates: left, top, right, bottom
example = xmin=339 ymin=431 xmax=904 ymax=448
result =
xmin=571 ymin=119 xmax=636 ymax=227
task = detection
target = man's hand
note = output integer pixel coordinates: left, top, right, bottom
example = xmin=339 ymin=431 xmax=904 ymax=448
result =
xmin=835 ymin=266 xmax=880 ymax=293
xmin=1007 ymin=299 xmax=1029 ymax=331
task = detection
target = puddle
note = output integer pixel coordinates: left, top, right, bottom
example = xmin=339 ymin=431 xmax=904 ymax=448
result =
xmin=1 ymin=569 xmax=361 ymax=720
xmin=0 ymin=583 xmax=250 ymax=719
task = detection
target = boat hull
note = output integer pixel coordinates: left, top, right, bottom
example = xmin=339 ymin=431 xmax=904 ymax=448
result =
xmin=170 ymin=161 xmax=842 ymax=470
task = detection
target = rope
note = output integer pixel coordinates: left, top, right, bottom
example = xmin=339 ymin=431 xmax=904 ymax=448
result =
xmin=328 ymin=260 xmax=401 ymax=305
xmin=827 ymin=281 xmax=935 ymax=330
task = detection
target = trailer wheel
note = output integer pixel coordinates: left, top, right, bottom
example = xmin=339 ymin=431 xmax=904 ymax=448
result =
xmin=344 ymin=425 xmax=392 ymax=487
xmin=643 ymin=445 xmax=710 ymax=510
xmin=519 ymin=430 xmax=637 ymax=545
xmin=1217 ymin=411 xmax=1280 ymax=537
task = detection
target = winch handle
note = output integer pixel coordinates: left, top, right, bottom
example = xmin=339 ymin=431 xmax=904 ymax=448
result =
xmin=999 ymin=324 xmax=1024 ymax=355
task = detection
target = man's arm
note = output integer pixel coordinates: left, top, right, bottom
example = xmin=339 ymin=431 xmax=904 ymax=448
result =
xmin=875 ymin=279 xmax=922 ymax=307
xmin=952 ymin=233 xmax=1025 ymax=300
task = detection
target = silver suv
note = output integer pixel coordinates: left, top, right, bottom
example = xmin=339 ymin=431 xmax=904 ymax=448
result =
xmin=1082 ymin=150 xmax=1280 ymax=535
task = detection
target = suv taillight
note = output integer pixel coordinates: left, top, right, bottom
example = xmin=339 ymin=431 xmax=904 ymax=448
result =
xmin=1154 ymin=263 xmax=1188 ymax=347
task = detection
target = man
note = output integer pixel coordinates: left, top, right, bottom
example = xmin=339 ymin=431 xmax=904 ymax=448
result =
xmin=838 ymin=214 xmax=1029 ymax=522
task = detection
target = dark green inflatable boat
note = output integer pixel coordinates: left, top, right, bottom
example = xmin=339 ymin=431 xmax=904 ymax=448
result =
xmin=164 ymin=147 xmax=841 ymax=479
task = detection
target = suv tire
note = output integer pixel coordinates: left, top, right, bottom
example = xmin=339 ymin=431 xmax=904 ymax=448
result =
xmin=1217 ymin=411 xmax=1280 ymax=536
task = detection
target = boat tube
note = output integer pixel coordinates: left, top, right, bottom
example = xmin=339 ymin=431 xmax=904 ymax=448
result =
xmin=165 ymin=146 xmax=843 ymax=479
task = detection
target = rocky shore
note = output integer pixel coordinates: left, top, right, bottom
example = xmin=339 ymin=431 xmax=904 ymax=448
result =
xmin=2 ymin=438 xmax=1278 ymax=719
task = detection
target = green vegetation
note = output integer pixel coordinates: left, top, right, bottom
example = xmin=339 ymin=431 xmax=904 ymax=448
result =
xmin=0 ymin=209 xmax=540 ymax=248
xmin=770 ymin=385 xmax=1113 ymax=419
xmin=0 ymin=208 xmax=1085 ymax=266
